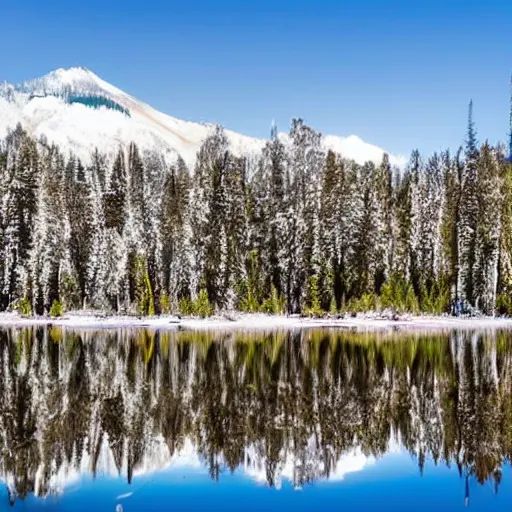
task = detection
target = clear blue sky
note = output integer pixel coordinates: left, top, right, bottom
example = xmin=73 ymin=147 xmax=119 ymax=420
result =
xmin=1 ymin=0 xmax=511 ymax=158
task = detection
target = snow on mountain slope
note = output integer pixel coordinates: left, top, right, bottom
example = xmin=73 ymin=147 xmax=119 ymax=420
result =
xmin=0 ymin=67 xmax=405 ymax=167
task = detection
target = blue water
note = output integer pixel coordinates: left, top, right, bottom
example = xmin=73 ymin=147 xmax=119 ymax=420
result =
xmin=0 ymin=453 xmax=512 ymax=512
xmin=0 ymin=327 xmax=510 ymax=511
xmin=3 ymin=451 xmax=507 ymax=511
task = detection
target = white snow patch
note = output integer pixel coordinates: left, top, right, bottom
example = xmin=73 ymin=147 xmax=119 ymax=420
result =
xmin=324 ymin=134 xmax=406 ymax=168
xmin=0 ymin=312 xmax=511 ymax=332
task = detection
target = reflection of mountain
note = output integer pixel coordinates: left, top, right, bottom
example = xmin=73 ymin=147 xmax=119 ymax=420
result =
xmin=0 ymin=328 xmax=509 ymax=504
xmin=244 ymin=443 xmax=374 ymax=490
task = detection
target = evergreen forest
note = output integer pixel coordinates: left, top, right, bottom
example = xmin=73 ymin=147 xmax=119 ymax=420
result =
xmin=0 ymin=103 xmax=509 ymax=317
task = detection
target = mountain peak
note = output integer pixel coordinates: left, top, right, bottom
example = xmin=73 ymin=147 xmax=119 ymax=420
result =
xmin=44 ymin=66 xmax=98 ymax=80
xmin=15 ymin=66 xmax=107 ymax=97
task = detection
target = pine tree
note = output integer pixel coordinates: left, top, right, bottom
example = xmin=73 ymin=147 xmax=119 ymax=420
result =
xmin=101 ymin=149 xmax=128 ymax=311
xmin=412 ymin=152 xmax=444 ymax=294
xmin=498 ymin=150 xmax=512 ymax=309
xmin=0 ymin=141 xmax=7 ymax=306
xmin=260 ymin=131 xmax=288 ymax=297
xmin=2 ymin=128 xmax=39 ymax=308
xmin=286 ymin=119 xmax=323 ymax=312
xmin=127 ymin=142 xmax=146 ymax=252
xmin=29 ymin=143 xmax=66 ymax=313
xmin=394 ymin=152 xmax=417 ymax=282
xmin=350 ymin=161 xmax=380 ymax=298
xmin=474 ymin=143 xmax=502 ymax=314
xmin=142 ymin=151 xmax=166 ymax=314
xmin=86 ymin=157 xmax=108 ymax=307
xmin=246 ymin=159 xmax=267 ymax=306
xmin=191 ymin=126 xmax=231 ymax=308
xmin=104 ymin=149 xmax=127 ymax=234
xmin=66 ymin=158 xmax=95 ymax=308
xmin=91 ymin=148 xmax=107 ymax=193
xmin=458 ymin=100 xmax=479 ymax=306
xmin=440 ymin=149 xmax=461 ymax=302
xmin=319 ymin=150 xmax=350 ymax=309
xmin=374 ymin=153 xmax=394 ymax=291
xmin=160 ymin=156 xmax=192 ymax=309
xmin=224 ymin=155 xmax=248 ymax=310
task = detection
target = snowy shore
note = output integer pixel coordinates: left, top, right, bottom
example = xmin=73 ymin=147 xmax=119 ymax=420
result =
xmin=0 ymin=311 xmax=511 ymax=332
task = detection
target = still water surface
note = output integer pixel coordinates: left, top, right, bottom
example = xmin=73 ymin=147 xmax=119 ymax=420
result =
xmin=0 ymin=326 xmax=511 ymax=511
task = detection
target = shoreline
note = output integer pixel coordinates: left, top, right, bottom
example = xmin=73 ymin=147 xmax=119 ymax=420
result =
xmin=0 ymin=312 xmax=511 ymax=332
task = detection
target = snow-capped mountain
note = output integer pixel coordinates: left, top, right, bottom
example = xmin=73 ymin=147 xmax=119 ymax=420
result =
xmin=0 ymin=67 xmax=405 ymax=167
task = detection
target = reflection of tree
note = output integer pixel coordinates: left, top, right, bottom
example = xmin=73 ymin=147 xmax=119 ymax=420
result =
xmin=0 ymin=327 xmax=511 ymax=503
xmin=99 ymin=392 xmax=124 ymax=475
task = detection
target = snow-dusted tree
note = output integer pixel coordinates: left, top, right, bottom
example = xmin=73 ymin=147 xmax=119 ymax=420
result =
xmin=318 ymin=150 xmax=354 ymax=309
xmin=373 ymin=153 xmax=394 ymax=291
xmin=458 ymin=101 xmax=479 ymax=305
xmin=248 ymin=130 xmax=288 ymax=308
xmin=65 ymin=157 xmax=96 ymax=308
xmin=86 ymin=154 xmax=109 ymax=307
xmin=102 ymin=149 xmax=128 ymax=311
xmin=191 ymin=126 xmax=231 ymax=308
xmin=349 ymin=161 xmax=380 ymax=298
xmin=104 ymin=149 xmax=127 ymax=234
xmin=127 ymin=143 xmax=146 ymax=252
xmin=224 ymin=155 xmax=248 ymax=310
xmin=318 ymin=150 xmax=339 ymax=307
xmin=91 ymin=148 xmax=107 ymax=193
xmin=246 ymin=157 xmax=267 ymax=307
xmin=2 ymin=127 xmax=39 ymax=307
xmin=29 ymin=143 xmax=67 ymax=313
xmin=160 ymin=156 xmax=193 ymax=309
xmin=123 ymin=142 xmax=152 ymax=310
xmin=498 ymin=155 xmax=512 ymax=306
xmin=0 ymin=141 xmax=7 ymax=304
xmin=393 ymin=151 xmax=419 ymax=281
xmin=143 ymin=150 xmax=166 ymax=312
xmin=440 ymin=149 xmax=461 ymax=299
xmin=474 ymin=143 xmax=502 ymax=314
xmin=411 ymin=152 xmax=444 ymax=291
xmin=286 ymin=119 xmax=323 ymax=312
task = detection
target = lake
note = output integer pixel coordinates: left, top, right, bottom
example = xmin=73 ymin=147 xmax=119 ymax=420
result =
xmin=0 ymin=326 xmax=511 ymax=511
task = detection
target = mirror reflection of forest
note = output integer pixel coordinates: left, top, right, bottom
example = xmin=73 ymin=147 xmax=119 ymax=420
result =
xmin=0 ymin=327 xmax=510 ymax=505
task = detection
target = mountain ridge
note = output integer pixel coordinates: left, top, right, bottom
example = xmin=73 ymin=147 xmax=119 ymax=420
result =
xmin=0 ymin=67 xmax=406 ymax=168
